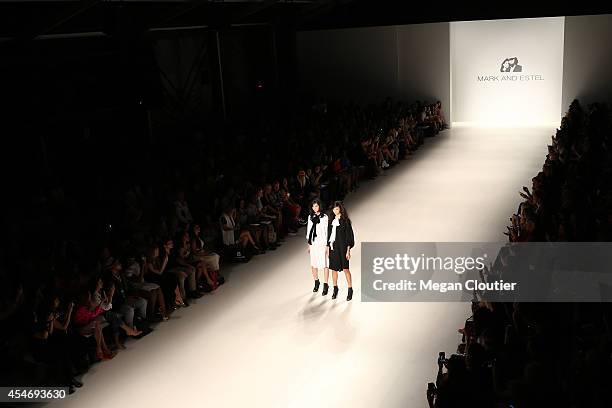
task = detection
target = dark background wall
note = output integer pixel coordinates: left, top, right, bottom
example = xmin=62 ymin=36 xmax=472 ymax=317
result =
xmin=296 ymin=23 xmax=450 ymax=111
xmin=396 ymin=23 xmax=450 ymax=120
xmin=562 ymin=14 xmax=612 ymax=110
xmin=154 ymin=33 xmax=215 ymax=124
xmin=296 ymin=26 xmax=398 ymax=103
xmin=0 ymin=24 xmax=289 ymax=199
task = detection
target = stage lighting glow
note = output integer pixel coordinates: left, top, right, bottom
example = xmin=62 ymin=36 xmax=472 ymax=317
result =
xmin=451 ymin=17 xmax=565 ymax=125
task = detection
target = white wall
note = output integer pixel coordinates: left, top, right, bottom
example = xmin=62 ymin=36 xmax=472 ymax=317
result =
xmin=451 ymin=17 xmax=565 ymax=125
xmin=562 ymin=14 xmax=612 ymax=111
xmin=297 ymin=23 xmax=450 ymax=110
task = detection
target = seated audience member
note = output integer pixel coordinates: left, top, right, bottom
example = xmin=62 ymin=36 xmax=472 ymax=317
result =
xmin=104 ymin=258 xmax=149 ymax=332
xmin=163 ymin=237 xmax=202 ymax=306
xmin=361 ymin=136 xmax=381 ymax=176
xmin=296 ymin=169 xmax=316 ymax=199
xmin=219 ymin=207 xmax=254 ymax=260
xmin=281 ymin=177 xmax=291 ymax=196
xmin=261 ymin=184 xmax=284 ymax=239
xmin=191 ymin=224 xmax=225 ymax=287
xmin=311 ymin=165 xmax=332 ymax=204
xmin=220 ymin=206 xmax=239 ymax=248
xmin=329 ymin=156 xmax=347 ymax=198
xmin=279 ymin=188 xmax=301 ymax=234
xmin=289 ymin=171 xmax=312 ymax=222
xmin=123 ymin=256 xmax=169 ymax=322
xmin=268 ymin=181 xmax=284 ymax=209
xmin=174 ymin=190 xmax=194 ymax=230
xmin=377 ymin=135 xmax=392 ymax=170
xmin=272 ymin=181 xmax=298 ymax=234
xmin=91 ymin=277 xmax=142 ymax=349
xmin=236 ymin=198 xmax=263 ymax=253
xmin=435 ymin=100 xmax=447 ymax=129
xmin=73 ymin=291 xmax=115 ymax=361
xmin=144 ymin=243 xmax=184 ymax=309
xmin=343 ymin=150 xmax=361 ymax=192
xmin=335 ymin=150 xmax=358 ymax=196
xmin=428 ymin=354 xmax=479 ymax=408
xmin=31 ymin=295 xmax=79 ymax=393
xmin=177 ymin=229 xmax=213 ymax=293
xmin=310 ymin=166 xmax=324 ymax=190
xmin=419 ymin=105 xmax=427 ymax=123
xmin=386 ymin=130 xmax=400 ymax=163
xmin=399 ymin=116 xmax=418 ymax=153
xmin=246 ymin=192 xmax=276 ymax=251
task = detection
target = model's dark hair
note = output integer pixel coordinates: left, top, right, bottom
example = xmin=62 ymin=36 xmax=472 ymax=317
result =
xmin=332 ymin=201 xmax=351 ymax=223
xmin=310 ymin=198 xmax=323 ymax=214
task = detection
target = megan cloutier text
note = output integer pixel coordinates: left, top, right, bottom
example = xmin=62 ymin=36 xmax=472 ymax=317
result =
xmin=372 ymin=279 xmax=517 ymax=293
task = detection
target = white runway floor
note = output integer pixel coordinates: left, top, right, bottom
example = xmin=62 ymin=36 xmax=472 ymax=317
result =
xmin=52 ymin=124 xmax=556 ymax=408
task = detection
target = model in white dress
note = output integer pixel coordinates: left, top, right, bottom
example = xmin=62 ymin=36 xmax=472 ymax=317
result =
xmin=306 ymin=200 xmax=330 ymax=295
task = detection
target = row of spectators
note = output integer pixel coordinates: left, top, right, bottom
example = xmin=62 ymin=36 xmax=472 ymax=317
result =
xmin=427 ymin=100 xmax=612 ymax=407
xmin=1 ymin=98 xmax=446 ymax=394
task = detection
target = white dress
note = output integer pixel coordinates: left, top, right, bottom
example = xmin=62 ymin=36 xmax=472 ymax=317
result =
xmin=306 ymin=214 xmax=329 ymax=269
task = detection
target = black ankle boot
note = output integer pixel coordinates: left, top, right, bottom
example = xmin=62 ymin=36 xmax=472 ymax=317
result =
xmin=332 ymin=286 xmax=339 ymax=299
xmin=347 ymin=287 xmax=353 ymax=301
xmin=313 ymin=279 xmax=320 ymax=292
xmin=322 ymin=283 xmax=329 ymax=296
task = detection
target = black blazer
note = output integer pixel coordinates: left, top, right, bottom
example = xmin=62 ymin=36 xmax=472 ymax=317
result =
xmin=327 ymin=217 xmax=355 ymax=249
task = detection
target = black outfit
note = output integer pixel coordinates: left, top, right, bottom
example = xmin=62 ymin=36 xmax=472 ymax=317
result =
xmin=106 ymin=272 xmax=129 ymax=308
xmin=327 ymin=217 xmax=355 ymax=271
xmin=30 ymin=314 xmax=76 ymax=388
xmin=145 ymin=256 xmax=179 ymax=306
xmin=146 ymin=271 xmax=178 ymax=306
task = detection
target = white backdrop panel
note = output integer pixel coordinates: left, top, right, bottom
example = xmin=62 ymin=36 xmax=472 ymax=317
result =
xmin=451 ymin=17 xmax=564 ymax=125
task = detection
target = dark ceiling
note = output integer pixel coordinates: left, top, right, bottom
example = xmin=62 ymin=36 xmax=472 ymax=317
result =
xmin=1 ymin=0 xmax=612 ymax=41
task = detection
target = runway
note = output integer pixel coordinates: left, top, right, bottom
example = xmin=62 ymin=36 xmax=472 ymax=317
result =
xmin=52 ymin=124 xmax=556 ymax=408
